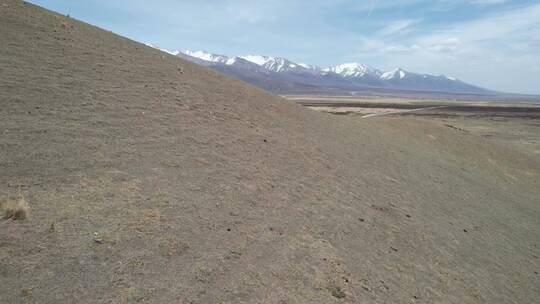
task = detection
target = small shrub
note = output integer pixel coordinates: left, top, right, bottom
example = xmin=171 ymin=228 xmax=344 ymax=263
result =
xmin=3 ymin=197 xmax=29 ymax=220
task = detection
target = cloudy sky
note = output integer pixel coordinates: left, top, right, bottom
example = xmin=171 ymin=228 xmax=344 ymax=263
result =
xmin=29 ymin=0 xmax=540 ymax=94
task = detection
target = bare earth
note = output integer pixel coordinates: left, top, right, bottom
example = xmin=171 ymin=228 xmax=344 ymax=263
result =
xmin=1 ymin=1 xmax=540 ymax=303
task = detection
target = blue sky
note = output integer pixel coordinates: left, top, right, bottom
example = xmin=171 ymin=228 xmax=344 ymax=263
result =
xmin=28 ymin=0 xmax=540 ymax=94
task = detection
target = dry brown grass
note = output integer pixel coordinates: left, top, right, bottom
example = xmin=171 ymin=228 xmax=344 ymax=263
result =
xmin=3 ymin=197 xmax=30 ymax=221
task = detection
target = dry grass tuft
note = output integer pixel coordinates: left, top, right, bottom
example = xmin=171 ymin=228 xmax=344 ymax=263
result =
xmin=3 ymin=197 xmax=30 ymax=221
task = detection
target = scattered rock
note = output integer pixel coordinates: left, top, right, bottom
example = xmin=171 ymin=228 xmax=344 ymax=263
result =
xmin=195 ymin=265 xmax=212 ymax=283
xmin=159 ymin=238 xmax=190 ymax=257
xmin=444 ymin=124 xmax=467 ymax=132
xmin=225 ymin=250 xmax=242 ymax=259
xmin=93 ymin=232 xmax=103 ymax=244
xmin=21 ymin=288 xmax=32 ymax=297
xmin=371 ymin=204 xmax=390 ymax=213
xmin=49 ymin=222 xmax=55 ymax=233
xmin=328 ymin=286 xmax=346 ymax=299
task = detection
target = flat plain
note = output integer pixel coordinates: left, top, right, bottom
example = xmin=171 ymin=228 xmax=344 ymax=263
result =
xmin=292 ymin=95 xmax=540 ymax=157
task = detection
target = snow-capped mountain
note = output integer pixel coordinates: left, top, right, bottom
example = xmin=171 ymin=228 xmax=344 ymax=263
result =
xmin=147 ymin=44 xmax=490 ymax=95
xmin=181 ymin=50 xmax=229 ymax=64
xmin=239 ymin=55 xmax=272 ymax=66
xmin=238 ymin=55 xmax=321 ymax=74
xmin=144 ymin=43 xmax=181 ymax=56
xmin=298 ymin=63 xmax=322 ymax=72
xmin=381 ymin=68 xmax=407 ymax=80
xmin=325 ymin=63 xmax=382 ymax=78
xmin=264 ymin=57 xmax=300 ymax=73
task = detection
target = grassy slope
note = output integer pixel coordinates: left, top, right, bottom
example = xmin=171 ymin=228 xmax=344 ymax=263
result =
xmin=1 ymin=0 xmax=539 ymax=303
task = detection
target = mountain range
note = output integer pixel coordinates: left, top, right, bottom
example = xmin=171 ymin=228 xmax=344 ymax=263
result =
xmin=148 ymin=44 xmax=492 ymax=96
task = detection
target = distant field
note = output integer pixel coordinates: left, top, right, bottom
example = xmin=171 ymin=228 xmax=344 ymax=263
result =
xmin=287 ymin=95 xmax=540 ymax=157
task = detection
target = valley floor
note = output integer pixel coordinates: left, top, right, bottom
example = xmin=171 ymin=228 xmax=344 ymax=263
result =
xmin=289 ymin=95 xmax=540 ymax=157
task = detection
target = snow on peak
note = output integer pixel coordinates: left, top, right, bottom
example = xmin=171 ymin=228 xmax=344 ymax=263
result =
xmin=265 ymin=57 xmax=294 ymax=73
xmin=181 ymin=50 xmax=229 ymax=63
xmin=226 ymin=57 xmax=239 ymax=65
xmin=381 ymin=68 xmax=407 ymax=80
xmin=327 ymin=63 xmax=380 ymax=77
xmin=147 ymin=45 xmax=458 ymax=84
xmin=144 ymin=43 xmax=181 ymax=56
xmin=164 ymin=49 xmax=181 ymax=56
xmin=240 ymin=56 xmax=310 ymax=73
xmin=298 ymin=63 xmax=321 ymax=70
xmin=239 ymin=55 xmax=274 ymax=66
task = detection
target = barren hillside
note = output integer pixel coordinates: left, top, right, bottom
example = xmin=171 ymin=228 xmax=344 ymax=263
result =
xmin=1 ymin=1 xmax=539 ymax=303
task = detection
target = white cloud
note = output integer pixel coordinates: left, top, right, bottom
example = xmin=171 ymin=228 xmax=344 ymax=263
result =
xmin=356 ymin=3 xmax=540 ymax=93
xmin=416 ymin=4 xmax=540 ymax=47
xmin=377 ymin=19 xmax=422 ymax=36
xmin=469 ymin=0 xmax=507 ymax=5
xmin=365 ymin=3 xmax=540 ymax=58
